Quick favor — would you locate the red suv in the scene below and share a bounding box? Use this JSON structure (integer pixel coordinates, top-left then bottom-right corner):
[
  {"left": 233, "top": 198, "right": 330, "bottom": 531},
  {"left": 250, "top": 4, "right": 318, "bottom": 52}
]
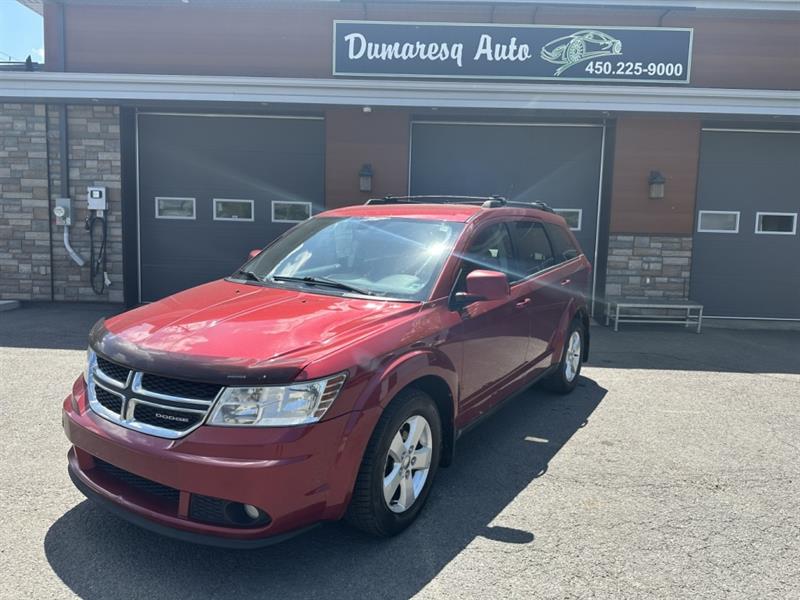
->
[{"left": 63, "top": 197, "right": 592, "bottom": 547}]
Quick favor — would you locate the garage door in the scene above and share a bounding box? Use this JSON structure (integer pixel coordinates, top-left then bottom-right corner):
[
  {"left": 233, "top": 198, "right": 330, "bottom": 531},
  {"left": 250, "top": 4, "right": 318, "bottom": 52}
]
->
[
  {"left": 410, "top": 122, "right": 605, "bottom": 267},
  {"left": 691, "top": 129, "right": 800, "bottom": 320},
  {"left": 137, "top": 113, "right": 324, "bottom": 302}
]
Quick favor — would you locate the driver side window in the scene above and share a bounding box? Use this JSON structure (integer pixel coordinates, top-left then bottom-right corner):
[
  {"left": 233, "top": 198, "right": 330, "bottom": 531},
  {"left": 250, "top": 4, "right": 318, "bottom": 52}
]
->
[{"left": 456, "top": 223, "right": 514, "bottom": 291}]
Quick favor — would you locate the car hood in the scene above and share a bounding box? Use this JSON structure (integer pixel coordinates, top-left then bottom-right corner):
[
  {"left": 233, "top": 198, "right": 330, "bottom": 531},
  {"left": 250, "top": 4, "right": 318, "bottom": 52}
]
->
[{"left": 91, "top": 279, "right": 421, "bottom": 384}]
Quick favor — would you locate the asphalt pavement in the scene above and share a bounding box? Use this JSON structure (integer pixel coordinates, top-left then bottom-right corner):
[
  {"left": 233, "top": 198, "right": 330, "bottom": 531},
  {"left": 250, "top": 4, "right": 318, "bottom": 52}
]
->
[{"left": 1, "top": 303, "right": 798, "bottom": 599}]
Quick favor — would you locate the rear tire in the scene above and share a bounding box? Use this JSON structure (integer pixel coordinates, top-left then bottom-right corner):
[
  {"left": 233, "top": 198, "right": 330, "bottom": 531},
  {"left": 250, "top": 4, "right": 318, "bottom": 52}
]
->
[
  {"left": 345, "top": 388, "right": 442, "bottom": 537},
  {"left": 543, "top": 319, "right": 585, "bottom": 394}
]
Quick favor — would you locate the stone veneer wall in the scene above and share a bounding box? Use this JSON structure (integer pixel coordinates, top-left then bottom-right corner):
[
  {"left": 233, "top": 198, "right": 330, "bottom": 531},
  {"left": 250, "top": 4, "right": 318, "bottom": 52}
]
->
[
  {"left": 0, "top": 103, "right": 50, "bottom": 300},
  {"left": 604, "top": 235, "right": 693, "bottom": 301},
  {"left": 0, "top": 103, "right": 123, "bottom": 303}
]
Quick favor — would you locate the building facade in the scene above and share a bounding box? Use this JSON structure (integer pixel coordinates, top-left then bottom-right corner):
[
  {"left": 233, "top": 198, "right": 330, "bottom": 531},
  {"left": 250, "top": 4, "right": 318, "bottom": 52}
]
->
[{"left": 1, "top": 0, "right": 799, "bottom": 320}]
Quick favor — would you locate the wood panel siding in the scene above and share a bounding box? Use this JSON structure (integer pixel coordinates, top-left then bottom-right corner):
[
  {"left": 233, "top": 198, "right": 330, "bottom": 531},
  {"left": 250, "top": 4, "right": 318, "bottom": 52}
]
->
[
  {"left": 51, "top": 2, "right": 800, "bottom": 90},
  {"left": 325, "top": 108, "right": 410, "bottom": 209},
  {"left": 610, "top": 117, "right": 701, "bottom": 235}
]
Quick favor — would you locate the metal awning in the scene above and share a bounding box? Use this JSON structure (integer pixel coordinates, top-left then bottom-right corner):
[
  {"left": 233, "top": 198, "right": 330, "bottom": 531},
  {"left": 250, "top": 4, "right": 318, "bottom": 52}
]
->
[{"left": 1, "top": 71, "right": 799, "bottom": 117}]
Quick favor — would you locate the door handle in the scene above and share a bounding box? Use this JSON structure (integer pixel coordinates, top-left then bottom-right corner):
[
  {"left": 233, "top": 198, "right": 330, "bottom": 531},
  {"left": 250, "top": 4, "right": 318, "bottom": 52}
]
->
[
  {"left": 560, "top": 278, "right": 572, "bottom": 286},
  {"left": 515, "top": 298, "right": 531, "bottom": 309}
]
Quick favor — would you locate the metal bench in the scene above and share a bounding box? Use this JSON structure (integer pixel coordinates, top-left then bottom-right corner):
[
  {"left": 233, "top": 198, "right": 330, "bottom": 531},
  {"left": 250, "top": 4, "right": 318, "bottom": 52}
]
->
[{"left": 605, "top": 299, "right": 704, "bottom": 333}]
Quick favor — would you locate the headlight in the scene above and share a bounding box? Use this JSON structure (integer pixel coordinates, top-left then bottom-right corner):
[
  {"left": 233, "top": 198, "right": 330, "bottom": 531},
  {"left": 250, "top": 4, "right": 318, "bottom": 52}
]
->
[
  {"left": 208, "top": 372, "right": 347, "bottom": 427},
  {"left": 84, "top": 347, "right": 96, "bottom": 383}
]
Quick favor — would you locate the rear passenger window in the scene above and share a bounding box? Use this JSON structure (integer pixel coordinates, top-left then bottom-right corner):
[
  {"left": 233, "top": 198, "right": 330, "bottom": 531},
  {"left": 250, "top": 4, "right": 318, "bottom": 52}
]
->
[
  {"left": 544, "top": 223, "right": 581, "bottom": 263},
  {"left": 508, "top": 221, "right": 555, "bottom": 281}
]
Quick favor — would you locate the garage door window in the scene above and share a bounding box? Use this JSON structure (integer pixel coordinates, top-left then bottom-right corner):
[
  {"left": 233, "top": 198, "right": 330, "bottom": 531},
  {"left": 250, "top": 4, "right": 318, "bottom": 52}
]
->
[
  {"left": 272, "top": 201, "right": 312, "bottom": 223},
  {"left": 553, "top": 209, "right": 582, "bottom": 231},
  {"left": 697, "top": 211, "right": 739, "bottom": 233},
  {"left": 755, "top": 212, "right": 797, "bottom": 235},
  {"left": 155, "top": 197, "right": 195, "bottom": 220},
  {"left": 214, "top": 199, "right": 254, "bottom": 222}
]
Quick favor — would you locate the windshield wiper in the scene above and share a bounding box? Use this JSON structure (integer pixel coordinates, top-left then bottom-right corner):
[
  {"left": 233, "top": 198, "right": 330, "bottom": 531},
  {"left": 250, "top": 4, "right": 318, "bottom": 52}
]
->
[
  {"left": 270, "top": 275, "right": 373, "bottom": 296},
  {"left": 233, "top": 268, "right": 264, "bottom": 283}
]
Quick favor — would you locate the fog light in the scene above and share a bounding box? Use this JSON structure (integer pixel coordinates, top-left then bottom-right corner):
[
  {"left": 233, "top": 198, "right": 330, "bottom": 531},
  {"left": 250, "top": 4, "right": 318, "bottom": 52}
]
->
[{"left": 243, "top": 504, "right": 260, "bottom": 520}]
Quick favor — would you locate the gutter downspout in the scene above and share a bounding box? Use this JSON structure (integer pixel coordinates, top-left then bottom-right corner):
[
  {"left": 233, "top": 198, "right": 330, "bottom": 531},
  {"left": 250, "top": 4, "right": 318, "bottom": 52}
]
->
[{"left": 53, "top": 6, "right": 84, "bottom": 267}]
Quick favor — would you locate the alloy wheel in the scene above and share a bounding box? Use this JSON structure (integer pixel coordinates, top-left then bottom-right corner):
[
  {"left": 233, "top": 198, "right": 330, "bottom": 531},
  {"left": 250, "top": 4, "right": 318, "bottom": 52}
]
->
[
  {"left": 564, "top": 330, "right": 582, "bottom": 382},
  {"left": 383, "top": 415, "right": 433, "bottom": 514}
]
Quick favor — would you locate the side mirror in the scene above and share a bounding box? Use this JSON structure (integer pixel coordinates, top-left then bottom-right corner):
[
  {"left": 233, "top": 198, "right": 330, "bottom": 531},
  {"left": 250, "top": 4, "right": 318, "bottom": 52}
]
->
[
  {"left": 248, "top": 248, "right": 262, "bottom": 260},
  {"left": 452, "top": 270, "right": 510, "bottom": 309}
]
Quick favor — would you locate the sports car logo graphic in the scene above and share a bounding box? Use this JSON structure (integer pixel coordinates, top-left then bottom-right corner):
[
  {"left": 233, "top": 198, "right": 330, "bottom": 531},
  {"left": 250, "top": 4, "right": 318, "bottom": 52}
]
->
[{"left": 541, "top": 30, "right": 623, "bottom": 76}]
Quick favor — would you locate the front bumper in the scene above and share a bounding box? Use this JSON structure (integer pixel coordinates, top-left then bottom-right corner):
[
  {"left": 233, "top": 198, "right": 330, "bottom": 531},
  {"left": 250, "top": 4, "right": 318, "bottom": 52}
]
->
[{"left": 63, "top": 377, "right": 378, "bottom": 546}]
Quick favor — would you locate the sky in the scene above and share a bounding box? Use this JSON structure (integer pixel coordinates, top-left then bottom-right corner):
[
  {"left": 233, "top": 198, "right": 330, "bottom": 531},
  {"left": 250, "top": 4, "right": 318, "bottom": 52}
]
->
[{"left": 0, "top": 1, "right": 44, "bottom": 63}]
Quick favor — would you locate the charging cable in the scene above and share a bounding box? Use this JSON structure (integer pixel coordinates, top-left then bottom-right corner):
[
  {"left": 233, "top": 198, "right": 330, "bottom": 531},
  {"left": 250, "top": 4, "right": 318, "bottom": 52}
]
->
[{"left": 86, "top": 211, "right": 109, "bottom": 295}]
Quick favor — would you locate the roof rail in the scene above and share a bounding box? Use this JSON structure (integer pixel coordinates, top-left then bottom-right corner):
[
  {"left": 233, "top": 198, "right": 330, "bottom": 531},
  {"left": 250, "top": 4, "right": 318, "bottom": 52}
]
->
[
  {"left": 365, "top": 195, "right": 555, "bottom": 213},
  {"left": 505, "top": 200, "right": 555, "bottom": 213},
  {"left": 365, "top": 195, "right": 506, "bottom": 206}
]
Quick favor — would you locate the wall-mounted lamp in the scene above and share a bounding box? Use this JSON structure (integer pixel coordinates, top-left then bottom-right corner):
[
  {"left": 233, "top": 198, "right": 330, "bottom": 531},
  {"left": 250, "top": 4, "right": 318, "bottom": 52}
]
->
[
  {"left": 359, "top": 163, "right": 373, "bottom": 193},
  {"left": 648, "top": 170, "right": 666, "bottom": 199}
]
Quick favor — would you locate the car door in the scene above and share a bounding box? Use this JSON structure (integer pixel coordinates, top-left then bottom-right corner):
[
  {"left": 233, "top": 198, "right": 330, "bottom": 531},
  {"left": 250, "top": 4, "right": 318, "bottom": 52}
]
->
[
  {"left": 451, "top": 221, "right": 532, "bottom": 425},
  {"left": 540, "top": 221, "right": 590, "bottom": 363},
  {"left": 507, "top": 219, "right": 564, "bottom": 367}
]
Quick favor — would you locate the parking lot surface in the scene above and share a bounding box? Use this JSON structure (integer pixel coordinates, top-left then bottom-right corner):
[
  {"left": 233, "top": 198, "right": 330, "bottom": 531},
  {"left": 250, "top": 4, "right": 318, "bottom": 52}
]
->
[{"left": 1, "top": 303, "right": 798, "bottom": 599}]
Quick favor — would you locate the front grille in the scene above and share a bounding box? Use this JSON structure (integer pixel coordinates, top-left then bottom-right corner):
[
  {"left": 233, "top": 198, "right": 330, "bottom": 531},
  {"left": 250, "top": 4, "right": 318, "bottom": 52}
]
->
[
  {"left": 95, "top": 385, "right": 123, "bottom": 414},
  {"left": 140, "top": 374, "right": 222, "bottom": 401},
  {"left": 94, "top": 458, "right": 179, "bottom": 506},
  {"left": 96, "top": 356, "right": 131, "bottom": 386},
  {"left": 87, "top": 360, "right": 220, "bottom": 439},
  {"left": 133, "top": 402, "right": 205, "bottom": 431}
]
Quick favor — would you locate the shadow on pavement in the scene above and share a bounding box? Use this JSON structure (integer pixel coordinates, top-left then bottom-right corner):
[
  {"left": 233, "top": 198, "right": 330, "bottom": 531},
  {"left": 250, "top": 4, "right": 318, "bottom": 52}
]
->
[
  {"left": 588, "top": 324, "right": 800, "bottom": 375},
  {"left": 45, "top": 377, "right": 606, "bottom": 600},
  {"left": 0, "top": 303, "right": 121, "bottom": 350}
]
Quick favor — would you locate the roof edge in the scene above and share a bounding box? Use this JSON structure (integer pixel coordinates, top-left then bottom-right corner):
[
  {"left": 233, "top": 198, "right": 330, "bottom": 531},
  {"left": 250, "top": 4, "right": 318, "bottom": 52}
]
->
[
  {"left": 16, "top": 0, "right": 43, "bottom": 16},
  {"left": 1, "top": 72, "right": 799, "bottom": 117},
  {"left": 24, "top": 0, "right": 800, "bottom": 13}
]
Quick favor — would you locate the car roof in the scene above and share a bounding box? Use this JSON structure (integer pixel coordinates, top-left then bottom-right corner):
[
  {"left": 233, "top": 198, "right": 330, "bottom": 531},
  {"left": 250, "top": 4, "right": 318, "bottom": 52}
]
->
[{"left": 321, "top": 202, "right": 562, "bottom": 224}]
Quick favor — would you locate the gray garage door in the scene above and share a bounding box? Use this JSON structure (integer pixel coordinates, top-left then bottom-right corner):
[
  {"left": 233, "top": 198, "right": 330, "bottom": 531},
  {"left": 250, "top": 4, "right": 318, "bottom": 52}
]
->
[
  {"left": 410, "top": 122, "right": 604, "bottom": 266},
  {"left": 137, "top": 113, "right": 324, "bottom": 302},
  {"left": 691, "top": 130, "right": 800, "bottom": 319}
]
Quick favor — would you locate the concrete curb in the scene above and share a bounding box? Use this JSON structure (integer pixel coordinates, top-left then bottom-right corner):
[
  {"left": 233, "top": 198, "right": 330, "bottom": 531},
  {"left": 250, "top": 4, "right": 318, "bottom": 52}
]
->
[{"left": 0, "top": 300, "right": 21, "bottom": 313}]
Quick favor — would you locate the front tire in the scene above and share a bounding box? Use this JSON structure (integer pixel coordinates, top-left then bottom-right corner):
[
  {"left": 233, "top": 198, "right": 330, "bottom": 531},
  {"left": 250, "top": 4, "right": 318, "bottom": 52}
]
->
[
  {"left": 543, "top": 319, "right": 585, "bottom": 394},
  {"left": 346, "top": 388, "right": 442, "bottom": 537}
]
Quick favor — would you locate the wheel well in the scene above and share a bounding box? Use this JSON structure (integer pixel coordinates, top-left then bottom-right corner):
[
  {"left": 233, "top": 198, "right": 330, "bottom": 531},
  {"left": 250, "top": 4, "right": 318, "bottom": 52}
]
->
[{"left": 405, "top": 375, "right": 456, "bottom": 468}]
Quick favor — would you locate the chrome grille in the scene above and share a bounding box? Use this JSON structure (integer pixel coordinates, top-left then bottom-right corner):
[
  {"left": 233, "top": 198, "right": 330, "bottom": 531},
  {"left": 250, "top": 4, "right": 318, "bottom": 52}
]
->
[
  {"left": 87, "top": 353, "right": 222, "bottom": 439},
  {"left": 140, "top": 373, "right": 220, "bottom": 401},
  {"left": 94, "top": 385, "right": 124, "bottom": 414},
  {"left": 96, "top": 356, "right": 131, "bottom": 387}
]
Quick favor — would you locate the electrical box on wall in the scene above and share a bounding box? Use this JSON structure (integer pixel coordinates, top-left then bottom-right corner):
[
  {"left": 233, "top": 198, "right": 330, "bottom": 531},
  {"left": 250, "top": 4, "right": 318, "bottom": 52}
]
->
[
  {"left": 87, "top": 186, "right": 107, "bottom": 211},
  {"left": 54, "top": 197, "right": 72, "bottom": 226}
]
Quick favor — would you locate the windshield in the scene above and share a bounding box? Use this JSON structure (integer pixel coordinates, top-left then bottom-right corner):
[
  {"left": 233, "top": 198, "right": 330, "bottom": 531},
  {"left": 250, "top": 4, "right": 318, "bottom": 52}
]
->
[{"left": 240, "top": 217, "right": 464, "bottom": 301}]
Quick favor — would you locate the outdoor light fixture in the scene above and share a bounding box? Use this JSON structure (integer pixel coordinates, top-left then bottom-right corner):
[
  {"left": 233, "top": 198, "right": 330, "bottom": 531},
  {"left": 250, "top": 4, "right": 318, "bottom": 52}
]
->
[
  {"left": 359, "top": 164, "right": 373, "bottom": 193},
  {"left": 648, "top": 170, "right": 666, "bottom": 199}
]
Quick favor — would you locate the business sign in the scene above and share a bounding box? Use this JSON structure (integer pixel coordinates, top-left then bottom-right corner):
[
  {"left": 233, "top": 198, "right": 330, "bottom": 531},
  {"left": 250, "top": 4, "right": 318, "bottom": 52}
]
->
[{"left": 334, "top": 21, "right": 693, "bottom": 84}]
